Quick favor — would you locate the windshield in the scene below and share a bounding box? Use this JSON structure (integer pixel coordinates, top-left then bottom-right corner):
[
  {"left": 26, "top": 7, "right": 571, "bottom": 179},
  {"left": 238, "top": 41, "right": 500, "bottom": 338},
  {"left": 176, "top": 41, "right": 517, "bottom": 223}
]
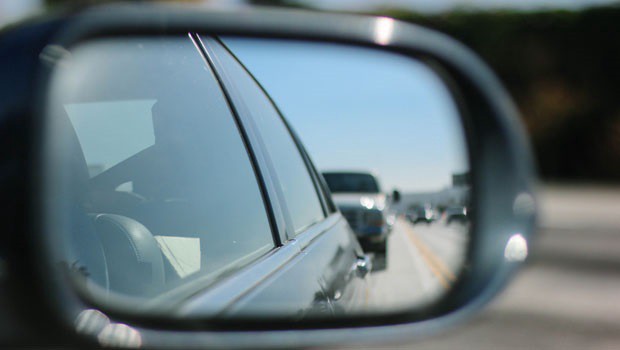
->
[{"left": 323, "top": 172, "right": 381, "bottom": 193}]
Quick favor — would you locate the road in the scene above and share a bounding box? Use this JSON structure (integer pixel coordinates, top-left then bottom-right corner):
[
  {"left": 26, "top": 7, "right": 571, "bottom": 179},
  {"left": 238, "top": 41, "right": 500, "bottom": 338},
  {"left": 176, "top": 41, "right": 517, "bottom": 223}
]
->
[
  {"left": 365, "top": 217, "right": 468, "bottom": 312},
  {"left": 333, "top": 184, "right": 620, "bottom": 349}
]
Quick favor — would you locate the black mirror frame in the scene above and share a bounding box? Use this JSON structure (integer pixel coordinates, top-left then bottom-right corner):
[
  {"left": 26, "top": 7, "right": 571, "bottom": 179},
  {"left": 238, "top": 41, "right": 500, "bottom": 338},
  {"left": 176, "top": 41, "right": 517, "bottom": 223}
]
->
[{"left": 15, "top": 3, "right": 536, "bottom": 348}]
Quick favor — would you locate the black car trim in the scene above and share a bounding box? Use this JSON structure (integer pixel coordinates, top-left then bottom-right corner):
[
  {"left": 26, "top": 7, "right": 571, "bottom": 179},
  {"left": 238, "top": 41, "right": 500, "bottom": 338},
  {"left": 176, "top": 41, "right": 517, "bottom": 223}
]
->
[{"left": 197, "top": 35, "right": 294, "bottom": 244}]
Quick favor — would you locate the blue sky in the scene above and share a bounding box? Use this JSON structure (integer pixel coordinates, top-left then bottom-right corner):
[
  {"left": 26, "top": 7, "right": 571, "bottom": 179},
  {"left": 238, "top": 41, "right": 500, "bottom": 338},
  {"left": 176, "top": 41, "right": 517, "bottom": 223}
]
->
[{"left": 224, "top": 38, "right": 469, "bottom": 192}]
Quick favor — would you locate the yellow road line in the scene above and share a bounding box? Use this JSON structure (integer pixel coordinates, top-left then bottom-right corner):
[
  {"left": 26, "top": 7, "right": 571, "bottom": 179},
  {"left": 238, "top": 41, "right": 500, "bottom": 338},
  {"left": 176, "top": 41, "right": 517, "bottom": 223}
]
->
[{"left": 401, "top": 223, "right": 456, "bottom": 289}]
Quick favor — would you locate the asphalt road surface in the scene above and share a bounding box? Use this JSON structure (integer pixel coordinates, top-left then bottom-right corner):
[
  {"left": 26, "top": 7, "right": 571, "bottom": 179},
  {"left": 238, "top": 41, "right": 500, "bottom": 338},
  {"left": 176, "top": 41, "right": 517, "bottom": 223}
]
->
[
  {"left": 365, "top": 217, "right": 468, "bottom": 312},
  {"left": 333, "top": 184, "right": 620, "bottom": 350}
]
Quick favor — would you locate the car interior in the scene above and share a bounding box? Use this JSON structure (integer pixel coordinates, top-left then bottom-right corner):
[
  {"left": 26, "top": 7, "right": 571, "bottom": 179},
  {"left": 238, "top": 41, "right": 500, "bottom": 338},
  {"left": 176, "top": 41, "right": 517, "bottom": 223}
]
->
[
  {"left": 58, "top": 100, "right": 195, "bottom": 298},
  {"left": 57, "top": 96, "right": 272, "bottom": 301}
]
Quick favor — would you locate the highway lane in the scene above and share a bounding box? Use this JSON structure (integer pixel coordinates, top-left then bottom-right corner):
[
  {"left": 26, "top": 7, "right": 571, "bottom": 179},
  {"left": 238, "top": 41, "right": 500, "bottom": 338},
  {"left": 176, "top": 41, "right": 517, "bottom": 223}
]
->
[
  {"left": 332, "top": 184, "right": 620, "bottom": 350},
  {"left": 365, "top": 217, "right": 468, "bottom": 312}
]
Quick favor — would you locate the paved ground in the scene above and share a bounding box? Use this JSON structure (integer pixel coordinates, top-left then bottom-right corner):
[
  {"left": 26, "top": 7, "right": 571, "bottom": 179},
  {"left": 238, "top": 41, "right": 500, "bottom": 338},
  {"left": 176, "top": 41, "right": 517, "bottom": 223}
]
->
[
  {"left": 333, "top": 184, "right": 620, "bottom": 349},
  {"left": 365, "top": 218, "right": 468, "bottom": 312}
]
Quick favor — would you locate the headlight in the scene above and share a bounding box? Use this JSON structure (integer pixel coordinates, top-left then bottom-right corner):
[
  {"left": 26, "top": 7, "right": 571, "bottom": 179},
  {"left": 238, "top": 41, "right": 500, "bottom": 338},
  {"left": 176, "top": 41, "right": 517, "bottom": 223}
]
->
[{"left": 360, "top": 196, "right": 375, "bottom": 209}]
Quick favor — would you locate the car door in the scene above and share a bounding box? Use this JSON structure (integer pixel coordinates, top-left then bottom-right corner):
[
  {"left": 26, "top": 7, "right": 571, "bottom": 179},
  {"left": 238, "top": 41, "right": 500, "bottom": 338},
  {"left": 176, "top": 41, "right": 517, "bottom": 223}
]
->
[{"left": 176, "top": 35, "right": 370, "bottom": 317}]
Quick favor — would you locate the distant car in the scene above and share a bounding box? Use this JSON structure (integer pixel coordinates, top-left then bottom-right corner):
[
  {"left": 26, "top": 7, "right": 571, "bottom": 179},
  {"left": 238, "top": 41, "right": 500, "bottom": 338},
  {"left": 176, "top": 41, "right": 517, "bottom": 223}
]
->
[
  {"left": 322, "top": 171, "right": 393, "bottom": 254},
  {"left": 408, "top": 204, "right": 435, "bottom": 224},
  {"left": 445, "top": 206, "right": 468, "bottom": 225}
]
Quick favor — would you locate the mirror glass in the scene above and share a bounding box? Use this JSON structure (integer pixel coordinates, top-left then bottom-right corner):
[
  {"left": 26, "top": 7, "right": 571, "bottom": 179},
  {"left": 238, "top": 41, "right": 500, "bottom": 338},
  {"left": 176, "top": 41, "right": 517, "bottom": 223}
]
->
[{"left": 43, "top": 35, "right": 470, "bottom": 319}]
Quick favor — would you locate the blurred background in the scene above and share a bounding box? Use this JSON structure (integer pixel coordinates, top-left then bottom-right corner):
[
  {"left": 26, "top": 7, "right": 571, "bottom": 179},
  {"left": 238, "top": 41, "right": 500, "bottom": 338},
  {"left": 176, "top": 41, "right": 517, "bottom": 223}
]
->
[{"left": 3, "top": 0, "right": 620, "bottom": 348}]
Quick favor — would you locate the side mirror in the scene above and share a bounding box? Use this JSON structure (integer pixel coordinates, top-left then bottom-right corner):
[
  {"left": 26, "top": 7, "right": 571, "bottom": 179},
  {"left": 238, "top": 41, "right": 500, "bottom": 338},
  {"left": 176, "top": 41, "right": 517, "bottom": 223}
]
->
[{"left": 0, "top": 3, "right": 536, "bottom": 349}]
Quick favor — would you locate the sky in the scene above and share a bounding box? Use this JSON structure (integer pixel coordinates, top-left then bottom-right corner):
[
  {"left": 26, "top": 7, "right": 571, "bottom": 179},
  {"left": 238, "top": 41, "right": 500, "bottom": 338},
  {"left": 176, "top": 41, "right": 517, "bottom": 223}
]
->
[{"left": 223, "top": 38, "right": 469, "bottom": 192}]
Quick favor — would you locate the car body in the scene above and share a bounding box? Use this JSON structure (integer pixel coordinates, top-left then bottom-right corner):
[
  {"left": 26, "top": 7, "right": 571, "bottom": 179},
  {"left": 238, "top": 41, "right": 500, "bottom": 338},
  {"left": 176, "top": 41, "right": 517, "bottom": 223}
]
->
[
  {"left": 322, "top": 171, "right": 391, "bottom": 254},
  {"left": 445, "top": 206, "right": 468, "bottom": 225},
  {"left": 407, "top": 204, "right": 435, "bottom": 224}
]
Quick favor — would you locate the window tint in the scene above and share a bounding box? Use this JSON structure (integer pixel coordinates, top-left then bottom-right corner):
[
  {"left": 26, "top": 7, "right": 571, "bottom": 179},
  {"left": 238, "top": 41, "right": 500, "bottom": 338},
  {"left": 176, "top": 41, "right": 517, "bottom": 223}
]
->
[
  {"left": 48, "top": 37, "right": 274, "bottom": 297},
  {"left": 208, "top": 38, "right": 325, "bottom": 235}
]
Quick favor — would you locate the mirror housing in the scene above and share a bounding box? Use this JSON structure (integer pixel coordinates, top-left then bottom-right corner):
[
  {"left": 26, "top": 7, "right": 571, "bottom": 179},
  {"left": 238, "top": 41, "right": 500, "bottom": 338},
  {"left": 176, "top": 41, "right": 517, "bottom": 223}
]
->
[{"left": 0, "top": 3, "right": 537, "bottom": 348}]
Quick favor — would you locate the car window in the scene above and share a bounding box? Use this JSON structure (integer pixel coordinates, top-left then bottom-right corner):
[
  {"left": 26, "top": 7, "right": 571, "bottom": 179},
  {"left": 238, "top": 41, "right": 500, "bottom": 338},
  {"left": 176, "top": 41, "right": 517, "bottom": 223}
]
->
[
  {"left": 207, "top": 38, "right": 325, "bottom": 236},
  {"left": 49, "top": 37, "right": 275, "bottom": 295},
  {"left": 322, "top": 172, "right": 381, "bottom": 194},
  {"left": 65, "top": 99, "right": 156, "bottom": 179}
]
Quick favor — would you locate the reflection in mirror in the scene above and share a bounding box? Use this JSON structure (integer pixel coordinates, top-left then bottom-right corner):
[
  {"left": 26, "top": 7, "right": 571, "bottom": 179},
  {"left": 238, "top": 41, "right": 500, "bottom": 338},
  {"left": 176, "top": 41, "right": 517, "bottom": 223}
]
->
[
  {"left": 44, "top": 35, "right": 470, "bottom": 320},
  {"left": 226, "top": 38, "right": 471, "bottom": 311}
]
